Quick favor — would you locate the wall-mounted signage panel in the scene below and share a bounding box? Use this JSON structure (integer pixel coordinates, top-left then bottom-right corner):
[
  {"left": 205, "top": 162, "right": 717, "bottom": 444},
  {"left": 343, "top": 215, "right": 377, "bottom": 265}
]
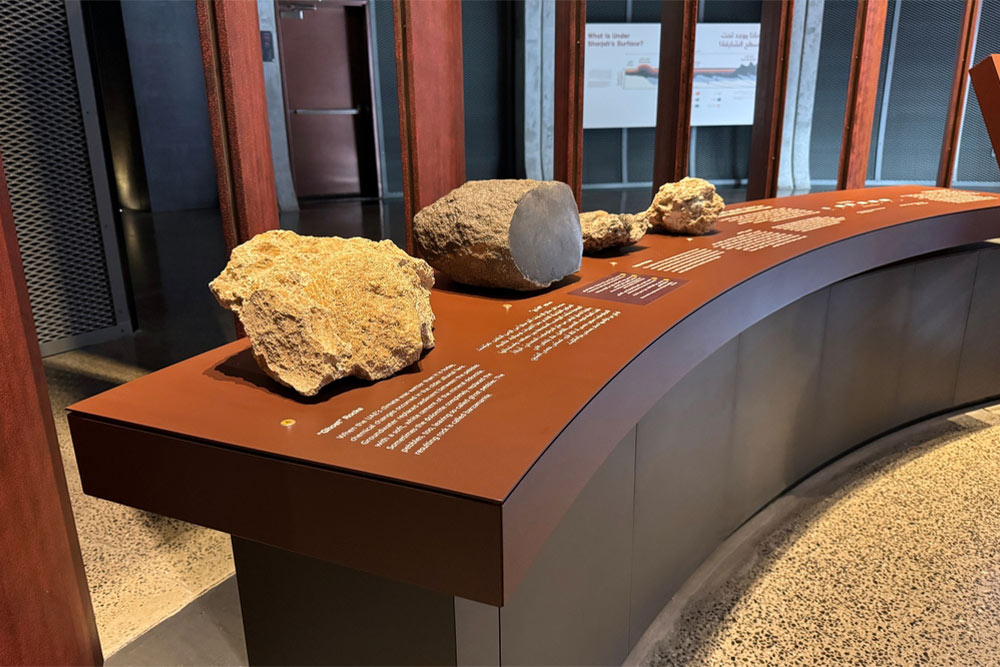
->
[{"left": 583, "top": 22, "right": 761, "bottom": 129}]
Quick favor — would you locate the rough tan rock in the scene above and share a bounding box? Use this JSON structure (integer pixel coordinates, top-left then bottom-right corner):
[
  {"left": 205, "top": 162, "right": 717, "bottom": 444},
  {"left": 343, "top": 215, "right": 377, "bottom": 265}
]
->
[
  {"left": 413, "top": 179, "right": 582, "bottom": 291},
  {"left": 210, "top": 230, "right": 435, "bottom": 396},
  {"left": 580, "top": 210, "right": 649, "bottom": 254},
  {"left": 643, "top": 177, "right": 725, "bottom": 235}
]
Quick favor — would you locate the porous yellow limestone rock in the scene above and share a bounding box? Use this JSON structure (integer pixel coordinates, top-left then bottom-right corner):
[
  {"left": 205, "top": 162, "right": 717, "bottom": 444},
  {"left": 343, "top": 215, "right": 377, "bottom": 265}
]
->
[
  {"left": 644, "top": 177, "right": 725, "bottom": 236},
  {"left": 580, "top": 210, "right": 649, "bottom": 254},
  {"left": 210, "top": 230, "right": 435, "bottom": 396}
]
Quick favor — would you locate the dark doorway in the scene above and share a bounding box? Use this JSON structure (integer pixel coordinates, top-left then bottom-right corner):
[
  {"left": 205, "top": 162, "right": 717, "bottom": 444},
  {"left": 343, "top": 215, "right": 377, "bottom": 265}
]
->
[{"left": 276, "top": 0, "right": 380, "bottom": 199}]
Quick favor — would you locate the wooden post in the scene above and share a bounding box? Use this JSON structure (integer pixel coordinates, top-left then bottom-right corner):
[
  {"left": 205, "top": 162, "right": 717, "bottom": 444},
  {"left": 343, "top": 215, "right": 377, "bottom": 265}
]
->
[
  {"left": 196, "top": 0, "right": 280, "bottom": 254},
  {"left": 394, "top": 0, "right": 466, "bottom": 253},
  {"left": 969, "top": 54, "right": 1000, "bottom": 175},
  {"left": 938, "top": 0, "right": 982, "bottom": 187},
  {"left": 553, "top": 0, "right": 586, "bottom": 207},
  {"left": 0, "top": 153, "right": 102, "bottom": 666},
  {"left": 652, "top": 0, "right": 698, "bottom": 192},
  {"left": 747, "top": 0, "right": 795, "bottom": 200},
  {"left": 836, "top": 0, "right": 888, "bottom": 190}
]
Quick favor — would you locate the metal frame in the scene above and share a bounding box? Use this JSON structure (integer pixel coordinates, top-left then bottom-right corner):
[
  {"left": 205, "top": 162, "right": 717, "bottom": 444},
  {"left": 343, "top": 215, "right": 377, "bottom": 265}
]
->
[
  {"left": 938, "top": 0, "right": 982, "bottom": 187},
  {"left": 872, "top": 0, "right": 901, "bottom": 184},
  {"left": 950, "top": 0, "right": 984, "bottom": 186},
  {"left": 51, "top": 0, "right": 133, "bottom": 357}
]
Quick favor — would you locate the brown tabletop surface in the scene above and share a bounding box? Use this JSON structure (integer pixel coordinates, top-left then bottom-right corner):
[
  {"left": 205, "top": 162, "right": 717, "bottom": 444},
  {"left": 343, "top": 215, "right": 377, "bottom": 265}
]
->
[{"left": 69, "top": 186, "right": 1000, "bottom": 503}]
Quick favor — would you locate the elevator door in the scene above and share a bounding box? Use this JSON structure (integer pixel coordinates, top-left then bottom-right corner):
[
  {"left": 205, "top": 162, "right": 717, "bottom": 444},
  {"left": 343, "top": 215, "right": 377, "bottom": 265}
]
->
[{"left": 277, "top": 0, "right": 379, "bottom": 198}]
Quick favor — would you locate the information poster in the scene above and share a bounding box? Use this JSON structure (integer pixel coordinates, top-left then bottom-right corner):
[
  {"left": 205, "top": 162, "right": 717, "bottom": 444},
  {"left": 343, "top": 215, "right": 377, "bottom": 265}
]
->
[
  {"left": 582, "top": 23, "right": 760, "bottom": 129},
  {"left": 692, "top": 23, "right": 760, "bottom": 126}
]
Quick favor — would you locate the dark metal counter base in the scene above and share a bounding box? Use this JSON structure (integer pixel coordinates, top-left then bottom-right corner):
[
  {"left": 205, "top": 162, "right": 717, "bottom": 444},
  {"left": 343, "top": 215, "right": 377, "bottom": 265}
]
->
[{"left": 231, "top": 244, "right": 1000, "bottom": 665}]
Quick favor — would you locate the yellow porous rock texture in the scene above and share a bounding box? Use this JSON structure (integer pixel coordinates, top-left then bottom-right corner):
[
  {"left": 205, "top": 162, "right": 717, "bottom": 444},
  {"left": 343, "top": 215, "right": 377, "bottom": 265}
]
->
[
  {"left": 210, "top": 230, "right": 435, "bottom": 396},
  {"left": 644, "top": 177, "right": 725, "bottom": 236},
  {"left": 580, "top": 210, "right": 649, "bottom": 254}
]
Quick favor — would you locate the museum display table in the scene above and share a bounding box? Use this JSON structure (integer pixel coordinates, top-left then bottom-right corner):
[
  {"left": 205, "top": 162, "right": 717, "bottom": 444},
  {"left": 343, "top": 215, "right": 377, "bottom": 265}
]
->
[{"left": 69, "top": 186, "right": 1000, "bottom": 665}]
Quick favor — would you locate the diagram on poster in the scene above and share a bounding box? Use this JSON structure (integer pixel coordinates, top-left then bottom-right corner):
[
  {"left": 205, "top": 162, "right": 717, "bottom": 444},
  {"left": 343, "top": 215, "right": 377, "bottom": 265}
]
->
[
  {"left": 692, "top": 23, "right": 760, "bottom": 126},
  {"left": 583, "top": 22, "right": 760, "bottom": 129}
]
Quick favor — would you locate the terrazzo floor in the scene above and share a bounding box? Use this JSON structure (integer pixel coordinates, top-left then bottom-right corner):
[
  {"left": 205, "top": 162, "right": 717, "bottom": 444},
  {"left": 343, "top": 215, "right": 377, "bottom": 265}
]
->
[
  {"left": 44, "top": 201, "right": 399, "bottom": 656},
  {"left": 633, "top": 403, "right": 1000, "bottom": 667},
  {"left": 45, "top": 351, "right": 236, "bottom": 656}
]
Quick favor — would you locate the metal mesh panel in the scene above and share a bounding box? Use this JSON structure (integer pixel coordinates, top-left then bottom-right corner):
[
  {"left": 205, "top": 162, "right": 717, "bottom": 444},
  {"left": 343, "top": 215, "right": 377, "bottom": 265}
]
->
[
  {"left": 865, "top": 0, "right": 896, "bottom": 181},
  {"left": 878, "top": 0, "right": 964, "bottom": 182},
  {"left": 587, "top": 0, "right": 627, "bottom": 23},
  {"left": 955, "top": 0, "right": 1000, "bottom": 185},
  {"left": 582, "top": 0, "right": 627, "bottom": 184},
  {"left": 626, "top": 127, "right": 655, "bottom": 182},
  {"left": 584, "top": 129, "right": 624, "bottom": 184},
  {"left": 692, "top": 1, "right": 758, "bottom": 185},
  {"left": 463, "top": 0, "right": 513, "bottom": 179},
  {"left": 0, "top": 0, "right": 120, "bottom": 347},
  {"left": 694, "top": 126, "right": 752, "bottom": 181},
  {"left": 809, "top": 0, "right": 858, "bottom": 182},
  {"left": 373, "top": 0, "right": 403, "bottom": 195}
]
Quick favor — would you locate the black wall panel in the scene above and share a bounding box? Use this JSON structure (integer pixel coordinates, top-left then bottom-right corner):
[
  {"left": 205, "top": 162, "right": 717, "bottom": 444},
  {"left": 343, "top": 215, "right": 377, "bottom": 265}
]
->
[
  {"left": 120, "top": 0, "right": 218, "bottom": 212},
  {"left": 955, "top": 0, "right": 1000, "bottom": 185},
  {"left": 809, "top": 0, "right": 857, "bottom": 183},
  {"left": 878, "top": 0, "right": 964, "bottom": 182}
]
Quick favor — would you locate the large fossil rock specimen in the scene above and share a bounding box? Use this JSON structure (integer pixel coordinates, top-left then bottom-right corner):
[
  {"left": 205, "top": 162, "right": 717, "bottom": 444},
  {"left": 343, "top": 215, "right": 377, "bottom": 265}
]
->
[
  {"left": 413, "top": 179, "right": 582, "bottom": 291},
  {"left": 210, "top": 230, "right": 435, "bottom": 396},
  {"left": 643, "top": 177, "right": 725, "bottom": 235},
  {"left": 580, "top": 210, "right": 649, "bottom": 254}
]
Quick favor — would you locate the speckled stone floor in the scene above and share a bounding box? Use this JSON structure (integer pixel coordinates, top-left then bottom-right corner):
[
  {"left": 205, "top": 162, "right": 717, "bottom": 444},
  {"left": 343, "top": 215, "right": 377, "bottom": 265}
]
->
[
  {"left": 43, "top": 203, "right": 397, "bottom": 657},
  {"left": 46, "top": 351, "right": 235, "bottom": 656},
  {"left": 635, "top": 404, "right": 1000, "bottom": 667}
]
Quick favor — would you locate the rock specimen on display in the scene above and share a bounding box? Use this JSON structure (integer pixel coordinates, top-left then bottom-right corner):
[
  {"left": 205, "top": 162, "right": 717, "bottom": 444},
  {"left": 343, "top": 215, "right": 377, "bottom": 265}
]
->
[
  {"left": 413, "top": 179, "right": 582, "bottom": 291},
  {"left": 210, "top": 230, "right": 435, "bottom": 397},
  {"left": 579, "top": 210, "right": 649, "bottom": 254},
  {"left": 643, "top": 176, "right": 725, "bottom": 235}
]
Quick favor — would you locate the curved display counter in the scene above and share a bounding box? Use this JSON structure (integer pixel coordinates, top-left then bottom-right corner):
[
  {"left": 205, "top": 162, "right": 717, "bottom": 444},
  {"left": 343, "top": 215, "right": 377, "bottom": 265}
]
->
[{"left": 69, "top": 186, "right": 1000, "bottom": 665}]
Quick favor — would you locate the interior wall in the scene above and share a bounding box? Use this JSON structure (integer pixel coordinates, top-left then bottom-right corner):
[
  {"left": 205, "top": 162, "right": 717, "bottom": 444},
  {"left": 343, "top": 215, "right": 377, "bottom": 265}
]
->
[
  {"left": 580, "top": 0, "right": 762, "bottom": 188},
  {"left": 120, "top": 0, "right": 218, "bottom": 212},
  {"left": 372, "top": 0, "right": 516, "bottom": 197},
  {"left": 955, "top": 0, "right": 1000, "bottom": 186},
  {"left": 583, "top": 0, "right": 1000, "bottom": 192},
  {"left": 258, "top": 0, "right": 299, "bottom": 211},
  {"left": 462, "top": 0, "right": 517, "bottom": 180}
]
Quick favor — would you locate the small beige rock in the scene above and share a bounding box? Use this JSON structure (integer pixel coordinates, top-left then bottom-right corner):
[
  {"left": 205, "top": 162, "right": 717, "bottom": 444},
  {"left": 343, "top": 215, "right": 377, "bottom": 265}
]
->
[
  {"left": 210, "top": 230, "right": 435, "bottom": 397},
  {"left": 580, "top": 210, "right": 649, "bottom": 254},
  {"left": 414, "top": 179, "right": 582, "bottom": 291},
  {"left": 643, "top": 177, "right": 725, "bottom": 235}
]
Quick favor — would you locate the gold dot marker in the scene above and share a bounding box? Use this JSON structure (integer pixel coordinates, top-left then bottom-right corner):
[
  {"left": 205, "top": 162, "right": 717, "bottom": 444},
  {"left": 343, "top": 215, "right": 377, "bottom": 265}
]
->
[
  {"left": 503, "top": 304, "right": 512, "bottom": 312},
  {"left": 280, "top": 419, "right": 296, "bottom": 427},
  {"left": 610, "top": 261, "right": 617, "bottom": 267},
  {"left": 687, "top": 237, "right": 693, "bottom": 242}
]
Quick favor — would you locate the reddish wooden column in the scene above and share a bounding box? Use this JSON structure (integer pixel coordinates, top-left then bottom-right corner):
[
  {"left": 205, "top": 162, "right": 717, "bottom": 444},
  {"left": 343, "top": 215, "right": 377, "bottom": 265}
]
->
[
  {"left": 836, "top": 0, "right": 888, "bottom": 190},
  {"left": 652, "top": 0, "right": 698, "bottom": 192},
  {"left": 969, "top": 54, "right": 1000, "bottom": 174},
  {"left": 394, "top": 0, "right": 466, "bottom": 252},
  {"left": 938, "top": 0, "right": 982, "bottom": 187},
  {"left": 747, "top": 0, "right": 795, "bottom": 200},
  {"left": 553, "top": 0, "right": 586, "bottom": 207},
  {"left": 196, "top": 0, "right": 280, "bottom": 254},
  {"left": 0, "top": 153, "right": 102, "bottom": 665}
]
